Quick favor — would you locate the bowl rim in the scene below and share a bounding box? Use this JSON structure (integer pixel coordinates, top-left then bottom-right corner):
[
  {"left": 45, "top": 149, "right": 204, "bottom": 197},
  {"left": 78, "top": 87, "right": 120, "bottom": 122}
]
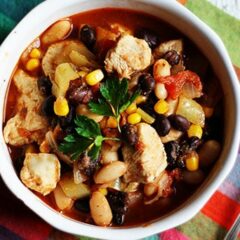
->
[{"left": 0, "top": 0, "right": 239, "bottom": 239}]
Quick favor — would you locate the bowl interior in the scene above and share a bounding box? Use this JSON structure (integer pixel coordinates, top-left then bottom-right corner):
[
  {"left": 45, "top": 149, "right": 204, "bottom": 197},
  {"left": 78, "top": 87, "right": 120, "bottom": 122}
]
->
[{"left": 0, "top": 0, "right": 239, "bottom": 239}]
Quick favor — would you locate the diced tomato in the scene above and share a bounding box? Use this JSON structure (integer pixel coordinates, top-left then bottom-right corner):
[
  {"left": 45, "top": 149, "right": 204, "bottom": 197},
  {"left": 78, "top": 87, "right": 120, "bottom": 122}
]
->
[{"left": 156, "top": 70, "right": 202, "bottom": 99}]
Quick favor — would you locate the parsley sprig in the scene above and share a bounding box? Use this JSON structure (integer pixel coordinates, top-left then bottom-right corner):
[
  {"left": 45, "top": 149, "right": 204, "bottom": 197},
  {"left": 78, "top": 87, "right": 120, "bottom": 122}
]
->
[
  {"left": 59, "top": 115, "right": 119, "bottom": 161},
  {"left": 88, "top": 77, "right": 140, "bottom": 131}
]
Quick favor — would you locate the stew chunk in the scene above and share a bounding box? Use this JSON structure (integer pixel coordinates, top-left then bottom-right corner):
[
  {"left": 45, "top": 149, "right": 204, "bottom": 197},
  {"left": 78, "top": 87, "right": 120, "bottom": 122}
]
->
[
  {"left": 122, "top": 123, "right": 167, "bottom": 183},
  {"left": 20, "top": 153, "right": 61, "bottom": 195},
  {"left": 105, "top": 35, "right": 151, "bottom": 78},
  {"left": 3, "top": 70, "right": 48, "bottom": 146}
]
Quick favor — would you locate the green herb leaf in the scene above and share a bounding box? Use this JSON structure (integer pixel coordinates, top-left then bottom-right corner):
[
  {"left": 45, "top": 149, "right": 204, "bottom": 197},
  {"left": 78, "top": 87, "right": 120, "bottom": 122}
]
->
[
  {"left": 64, "top": 134, "right": 76, "bottom": 143},
  {"left": 94, "top": 135, "right": 104, "bottom": 147},
  {"left": 88, "top": 77, "right": 140, "bottom": 130},
  {"left": 75, "top": 115, "right": 101, "bottom": 138},
  {"left": 59, "top": 137, "right": 92, "bottom": 160},
  {"left": 119, "top": 89, "right": 141, "bottom": 113},
  {"left": 59, "top": 115, "right": 120, "bottom": 161},
  {"left": 88, "top": 98, "right": 113, "bottom": 116},
  {"left": 88, "top": 144, "right": 101, "bottom": 161}
]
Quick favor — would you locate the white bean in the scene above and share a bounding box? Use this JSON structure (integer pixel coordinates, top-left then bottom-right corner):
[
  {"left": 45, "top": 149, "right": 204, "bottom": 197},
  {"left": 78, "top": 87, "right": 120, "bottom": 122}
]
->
[
  {"left": 94, "top": 161, "right": 127, "bottom": 184},
  {"left": 42, "top": 19, "right": 72, "bottom": 45},
  {"left": 100, "top": 144, "right": 118, "bottom": 165},
  {"left": 90, "top": 191, "right": 112, "bottom": 226},
  {"left": 199, "top": 140, "right": 221, "bottom": 167},
  {"left": 153, "top": 59, "right": 171, "bottom": 79},
  {"left": 154, "top": 83, "right": 168, "bottom": 99}
]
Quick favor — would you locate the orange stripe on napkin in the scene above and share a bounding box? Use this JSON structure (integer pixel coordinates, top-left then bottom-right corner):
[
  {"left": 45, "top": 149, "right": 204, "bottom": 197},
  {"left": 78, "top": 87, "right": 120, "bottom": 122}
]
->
[
  {"left": 234, "top": 66, "right": 240, "bottom": 80},
  {"left": 177, "top": 0, "right": 188, "bottom": 5},
  {"left": 201, "top": 191, "right": 240, "bottom": 230}
]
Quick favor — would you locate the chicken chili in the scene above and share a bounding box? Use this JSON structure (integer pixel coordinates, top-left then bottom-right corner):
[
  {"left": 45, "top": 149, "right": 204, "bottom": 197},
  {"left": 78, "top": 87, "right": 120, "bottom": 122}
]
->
[{"left": 3, "top": 8, "right": 223, "bottom": 227}]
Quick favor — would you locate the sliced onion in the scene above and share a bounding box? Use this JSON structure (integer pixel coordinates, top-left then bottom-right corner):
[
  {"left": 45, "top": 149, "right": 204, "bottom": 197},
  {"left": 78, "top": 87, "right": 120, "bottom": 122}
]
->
[
  {"left": 182, "top": 82, "right": 202, "bottom": 99},
  {"left": 176, "top": 96, "right": 205, "bottom": 127}
]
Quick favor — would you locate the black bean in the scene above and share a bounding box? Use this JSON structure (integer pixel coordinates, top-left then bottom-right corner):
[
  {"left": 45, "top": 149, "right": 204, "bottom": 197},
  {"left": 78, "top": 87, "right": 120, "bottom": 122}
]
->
[
  {"left": 68, "top": 85, "right": 93, "bottom": 105},
  {"left": 59, "top": 105, "right": 75, "bottom": 129},
  {"left": 164, "top": 141, "right": 179, "bottom": 164},
  {"left": 168, "top": 114, "right": 190, "bottom": 132},
  {"left": 37, "top": 76, "right": 52, "bottom": 96},
  {"left": 41, "top": 95, "right": 55, "bottom": 116},
  {"left": 113, "top": 213, "right": 125, "bottom": 225},
  {"left": 163, "top": 50, "right": 181, "bottom": 66},
  {"left": 74, "top": 197, "right": 90, "bottom": 213},
  {"left": 138, "top": 92, "right": 158, "bottom": 117},
  {"left": 177, "top": 138, "right": 201, "bottom": 166},
  {"left": 165, "top": 141, "right": 186, "bottom": 170},
  {"left": 153, "top": 114, "right": 171, "bottom": 136},
  {"left": 136, "top": 28, "right": 159, "bottom": 49},
  {"left": 176, "top": 159, "right": 185, "bottom": 169},
  {"left": 107, "top": 189, "right": 128, "bottom": 225},
  {"left": 188, "top": 137, "right": 201, "bottom": 150},
  {"left": 138, "top": 73, "right": 155, "bottom": 96},
  {"left": 121, "top": 124, "right": 138, "bottom": 146},
  {"left": 80, "top": 25, "right": 96, "bottom": 49}
]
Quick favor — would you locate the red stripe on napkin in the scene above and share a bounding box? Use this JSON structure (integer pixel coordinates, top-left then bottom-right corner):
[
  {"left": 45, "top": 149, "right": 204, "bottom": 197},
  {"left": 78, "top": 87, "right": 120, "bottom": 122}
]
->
[
  {"left": 0, "top": 178, "right": 51, "bottom": 240},
  {"left": 201, "top": 191, "right": 240, "bottom": 230}
]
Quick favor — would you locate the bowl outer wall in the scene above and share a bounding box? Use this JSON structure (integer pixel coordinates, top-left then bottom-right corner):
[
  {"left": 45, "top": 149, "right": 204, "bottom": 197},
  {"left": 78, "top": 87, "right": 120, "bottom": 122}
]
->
[{"left": 0, "top": 0, "right": 239, "bottom": 239}]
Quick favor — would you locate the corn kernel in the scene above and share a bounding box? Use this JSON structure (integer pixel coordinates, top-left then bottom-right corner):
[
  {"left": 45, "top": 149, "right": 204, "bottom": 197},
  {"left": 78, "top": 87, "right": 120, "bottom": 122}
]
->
[
  {"left": 188, "top": 124, "right": 203, "bottom": 139},
  {"left": 26, "top": 58, "right": 40, "bottom": 71},
  {"left": 154, "top": 99, "right": 169, "bottom": 114},
  {"left": 54, "top": 97, "right": 69, "bottom": 116},
  {"left": 203, "top": 106, "right": 214, "bottom": 118},
  {"left": 106, "top": 116, "right": 118, "bottom": 128},
  {"left": 98, "top": 188, "right": 108, "bottom": 196},
  {"left": 25, "top": 144, "right": 37, "bottom": 154},
  {"left": 127, "top": 113, "right": 141, "bottom": 125},
  {"left": 185, "top": 152, "right": 199, "bottom": 171},
  {"left": 29, "top": 48, "right": 42, "bottom": 59},
  {"left": 78, "top": 71, "right": 88, "bottom": 78},
  {"left": 85, "top": 69, "right": 104, "bottom": 86},
  {"left": 135, "top": 95, "right": 147, "bottom": 105},
  {"left": 136, "top": 108, "right": 155, "bottom": 124},
  {"left": 126, "top": 103, "right": 137, "bottom": 114}
]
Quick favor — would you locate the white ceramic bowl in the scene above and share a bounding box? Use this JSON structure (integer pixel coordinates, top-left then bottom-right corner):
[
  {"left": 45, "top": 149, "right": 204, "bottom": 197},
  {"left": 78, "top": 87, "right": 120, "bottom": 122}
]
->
[{"left": 0, "top": 0, "right": 239, "bottom": 239}]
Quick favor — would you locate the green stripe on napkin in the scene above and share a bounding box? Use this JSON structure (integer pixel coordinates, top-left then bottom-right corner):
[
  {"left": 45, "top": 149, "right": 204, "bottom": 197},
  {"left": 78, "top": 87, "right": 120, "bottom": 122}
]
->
[
  {"left": 177, "top": 212, "right": 227, "bottom": 240},
  {"left": 0, "top": 0, "right": 42, "bottom": 42},
  {"left": 0, "top": 13, "right": 16, "bottom": 42},
  {"left": 186, "top": 0, "right": 240, "bottom": 67}
]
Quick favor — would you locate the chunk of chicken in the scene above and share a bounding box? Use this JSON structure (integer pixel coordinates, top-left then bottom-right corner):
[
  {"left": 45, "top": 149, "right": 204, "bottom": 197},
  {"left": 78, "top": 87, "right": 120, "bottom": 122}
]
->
[
  {"left": 105, "top": 35, "right": 152, "bottom": 78},
  {"left": 20, "top": 153, "right": 61, "bottom": 195},
  {"left": 42, "top": 40, "right": 96, "bottom": 81},
  {"left": 144, "top": 169, "right": 182, "bottom": 204},
  {"left": 3, "top": 70, "right": 48, "bottom": 146},
  {"left": 122, "top": 123, "right": 167, "bottom": 183},
  {"left": 153, "top": 39, "right": 185, "bottom": 74}
]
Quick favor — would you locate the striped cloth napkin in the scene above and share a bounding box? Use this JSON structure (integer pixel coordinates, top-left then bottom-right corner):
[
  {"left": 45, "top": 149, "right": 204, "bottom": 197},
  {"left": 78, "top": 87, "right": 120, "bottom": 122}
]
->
[{"left": 0, "top": 0, "right": 239, "bottom": 239}]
